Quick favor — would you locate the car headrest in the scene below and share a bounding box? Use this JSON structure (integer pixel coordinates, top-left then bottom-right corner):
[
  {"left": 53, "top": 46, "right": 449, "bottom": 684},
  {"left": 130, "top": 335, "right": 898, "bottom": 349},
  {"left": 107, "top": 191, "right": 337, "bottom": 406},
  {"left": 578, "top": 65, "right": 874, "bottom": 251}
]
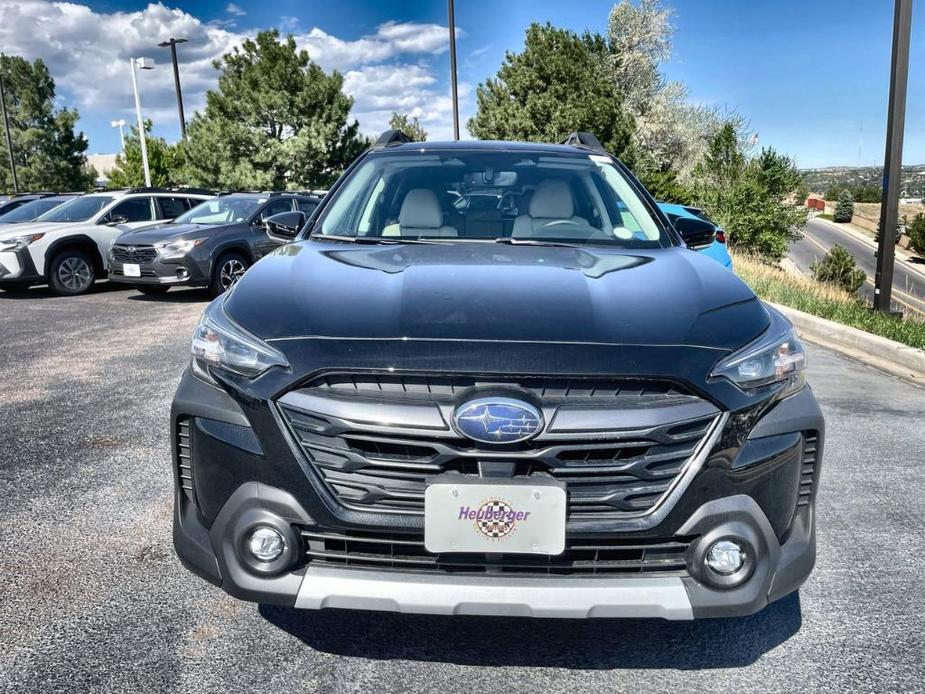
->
[
  {"left": 529, "top": 180, "right": 574, "bottom": 219},
  {"left": 399, "top": 189, "right": 443, "bottom": 229}
]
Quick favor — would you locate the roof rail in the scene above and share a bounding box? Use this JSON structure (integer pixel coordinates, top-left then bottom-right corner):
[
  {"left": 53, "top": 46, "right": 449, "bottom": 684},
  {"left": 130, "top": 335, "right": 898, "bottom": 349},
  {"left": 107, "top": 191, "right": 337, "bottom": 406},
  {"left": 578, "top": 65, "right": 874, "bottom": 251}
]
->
[
  {"left": 561, "top": 132, "right": 606, "bottom": 153},
  {"left": 373, "top": 129, "right": 413, "bottom": 149},
  {"left": 124, "top": 186, "right": 216, "bottom": 195}
]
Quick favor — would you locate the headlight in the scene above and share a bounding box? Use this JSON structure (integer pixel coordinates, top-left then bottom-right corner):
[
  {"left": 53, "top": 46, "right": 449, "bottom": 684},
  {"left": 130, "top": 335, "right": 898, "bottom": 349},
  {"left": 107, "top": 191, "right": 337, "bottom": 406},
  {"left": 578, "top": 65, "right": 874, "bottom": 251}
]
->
[
  {"left": 710, "top": 308, "right": 806, "bottom": 395},
  {"left": 156, "top": 238, "right": 203, "bottom": 259},
  {"left": 0, "top": 233, "right": 45, "bottom": 252},
  {"left": 190, "top": 298, "right": 288, "bottom": 383}
]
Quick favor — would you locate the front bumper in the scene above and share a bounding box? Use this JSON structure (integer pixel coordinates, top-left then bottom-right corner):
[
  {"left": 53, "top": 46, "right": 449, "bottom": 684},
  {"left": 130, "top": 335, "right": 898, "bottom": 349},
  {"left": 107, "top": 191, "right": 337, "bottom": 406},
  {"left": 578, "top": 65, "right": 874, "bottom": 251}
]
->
[
  {"left": 109, "top": 256, "right": 208, "bottom": 286},
  {"left": 0, "top": 248, "right": 42, "bottom": 282},
  {"left": 172, "top": 371, "right": 823, "bottom": 619}
]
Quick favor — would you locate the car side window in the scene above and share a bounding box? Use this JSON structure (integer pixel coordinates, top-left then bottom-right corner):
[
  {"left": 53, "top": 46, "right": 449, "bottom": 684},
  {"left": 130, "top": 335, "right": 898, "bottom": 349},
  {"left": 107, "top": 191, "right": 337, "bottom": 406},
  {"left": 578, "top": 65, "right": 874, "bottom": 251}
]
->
[
  {"left": 107, "top": 197, "right": 155, "bottom": 223},
  {"left": 297, "top": 199, "right": 318, "bottom": 215},
  {"left": 156, "top": 196, "right": 189, "bottom": 220},
  {"left": 258, "top": 199, "right": 295, "bottom": 222}
]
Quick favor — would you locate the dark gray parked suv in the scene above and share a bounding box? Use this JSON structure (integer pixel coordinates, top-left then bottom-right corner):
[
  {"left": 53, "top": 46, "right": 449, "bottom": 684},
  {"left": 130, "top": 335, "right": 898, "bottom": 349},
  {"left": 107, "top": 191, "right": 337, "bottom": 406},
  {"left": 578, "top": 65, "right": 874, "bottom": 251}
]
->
[{"left": 108, "top": 192, "right": 321, "bottom": 296}]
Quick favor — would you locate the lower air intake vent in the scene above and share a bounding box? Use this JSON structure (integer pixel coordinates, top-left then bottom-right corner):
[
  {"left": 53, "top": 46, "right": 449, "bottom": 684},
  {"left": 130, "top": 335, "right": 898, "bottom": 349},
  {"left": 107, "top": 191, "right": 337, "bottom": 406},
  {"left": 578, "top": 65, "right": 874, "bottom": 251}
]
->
[
  {"left": 176, "top": 417, "right": 194, "bottom": 499},
  {"left": 797, "top": 432, "right": 818, "bottom": 507}
]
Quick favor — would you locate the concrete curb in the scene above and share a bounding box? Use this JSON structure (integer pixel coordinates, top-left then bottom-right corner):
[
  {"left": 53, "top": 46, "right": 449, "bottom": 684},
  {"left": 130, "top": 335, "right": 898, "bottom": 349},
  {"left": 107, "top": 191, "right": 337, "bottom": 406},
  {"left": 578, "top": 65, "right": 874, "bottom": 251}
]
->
[{"left": 769, "top": 301, "right": 925, "bottom": 385}]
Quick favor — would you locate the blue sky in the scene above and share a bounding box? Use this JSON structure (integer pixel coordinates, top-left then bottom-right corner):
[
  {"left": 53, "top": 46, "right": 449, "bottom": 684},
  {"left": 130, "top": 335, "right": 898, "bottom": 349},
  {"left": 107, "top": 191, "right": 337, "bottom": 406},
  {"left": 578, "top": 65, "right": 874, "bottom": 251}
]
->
[{"left": 1, "top": 0, "right": 923, "bottom": 168}]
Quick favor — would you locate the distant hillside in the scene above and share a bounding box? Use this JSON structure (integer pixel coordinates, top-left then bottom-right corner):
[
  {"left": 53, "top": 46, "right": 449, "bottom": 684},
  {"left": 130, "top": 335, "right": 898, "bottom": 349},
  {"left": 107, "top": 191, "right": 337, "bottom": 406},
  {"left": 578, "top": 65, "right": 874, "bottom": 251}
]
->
[{"left": 802, "top": 164, "right": 925, "bottom": 199}]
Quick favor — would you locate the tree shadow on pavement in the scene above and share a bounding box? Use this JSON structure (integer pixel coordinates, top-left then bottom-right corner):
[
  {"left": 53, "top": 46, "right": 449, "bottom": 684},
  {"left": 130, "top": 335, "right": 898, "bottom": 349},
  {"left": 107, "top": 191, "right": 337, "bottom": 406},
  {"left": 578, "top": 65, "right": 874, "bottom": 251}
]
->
[{"left": 259, "top": 591, "right": 802, "bottom": 670}]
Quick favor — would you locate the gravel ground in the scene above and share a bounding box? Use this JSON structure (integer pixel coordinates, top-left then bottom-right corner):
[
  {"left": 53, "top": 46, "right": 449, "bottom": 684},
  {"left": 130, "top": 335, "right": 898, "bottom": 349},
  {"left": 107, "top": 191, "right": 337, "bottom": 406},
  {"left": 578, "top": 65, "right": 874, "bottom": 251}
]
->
[{"left": 1, "top": 283, "right": 923, "bottom": 693}]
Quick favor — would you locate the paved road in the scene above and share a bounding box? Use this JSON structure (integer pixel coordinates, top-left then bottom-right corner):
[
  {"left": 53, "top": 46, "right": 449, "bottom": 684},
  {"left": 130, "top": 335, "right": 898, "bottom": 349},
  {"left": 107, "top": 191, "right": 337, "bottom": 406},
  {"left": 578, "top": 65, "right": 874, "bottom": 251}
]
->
[
  {"left": 790, "top": 217, "right": 925, "bottom": 317},
  {"left": 1, "top": 284, "right": 924, "bottom": 693}
]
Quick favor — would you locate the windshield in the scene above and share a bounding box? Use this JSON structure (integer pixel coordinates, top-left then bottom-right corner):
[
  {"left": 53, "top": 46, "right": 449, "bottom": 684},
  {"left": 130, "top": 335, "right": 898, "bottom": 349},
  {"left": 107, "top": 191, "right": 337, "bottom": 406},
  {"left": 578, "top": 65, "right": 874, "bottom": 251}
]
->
[
  {"left": 36, "top": 196, "right": 114, "bottom": 223},
  {"left": 174, "top": 197, "right": 262, "bottom": 225},
  {"left": 315, "top": 150, "right": 667, "bottom": 247},
  {"left": 0, "top": 197, "right": 70, "bottom": 223}
]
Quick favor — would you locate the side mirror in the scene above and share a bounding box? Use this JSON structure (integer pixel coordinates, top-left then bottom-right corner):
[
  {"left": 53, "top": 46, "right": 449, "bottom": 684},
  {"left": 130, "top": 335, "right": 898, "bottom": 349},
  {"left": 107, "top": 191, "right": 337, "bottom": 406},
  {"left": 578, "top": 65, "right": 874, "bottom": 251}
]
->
[
  {"left": 264, "top": 211, "right": 306, "bottom": 243},
  {"left": 673, "top": 216, "right": 716, "bottom": 250},
  {"left": 105, "top": 214, "right": 129, "bottom": 226}
]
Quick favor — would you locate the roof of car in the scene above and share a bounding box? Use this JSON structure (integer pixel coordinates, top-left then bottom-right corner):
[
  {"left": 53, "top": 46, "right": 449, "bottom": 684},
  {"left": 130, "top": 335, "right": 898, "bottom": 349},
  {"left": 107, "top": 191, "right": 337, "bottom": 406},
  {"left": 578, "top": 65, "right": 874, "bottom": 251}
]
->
[{"left": 375, "top": 140, "right": 601, "bottom": 155}]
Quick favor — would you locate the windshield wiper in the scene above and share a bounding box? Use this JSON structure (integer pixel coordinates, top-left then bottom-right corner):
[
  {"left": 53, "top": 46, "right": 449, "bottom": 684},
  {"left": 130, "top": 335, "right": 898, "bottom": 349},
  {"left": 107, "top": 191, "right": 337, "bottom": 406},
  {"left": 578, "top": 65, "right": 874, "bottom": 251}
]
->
[
  {"left": 493, "top": 237, "right": 582, "bottom": 248},
  {"left": 316, "top": 235, "right": 455, "bottom": 245}
]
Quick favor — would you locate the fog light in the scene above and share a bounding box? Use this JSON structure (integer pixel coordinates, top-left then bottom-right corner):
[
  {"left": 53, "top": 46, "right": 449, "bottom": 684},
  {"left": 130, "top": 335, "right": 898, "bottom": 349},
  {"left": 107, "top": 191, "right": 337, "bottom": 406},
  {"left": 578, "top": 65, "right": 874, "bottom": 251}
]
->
[
  {"left": 705, "top": 539, "right": 745, "bottom": 575},
  {"left": 247, "top": 526, "right": 285, "bottom": 562}
]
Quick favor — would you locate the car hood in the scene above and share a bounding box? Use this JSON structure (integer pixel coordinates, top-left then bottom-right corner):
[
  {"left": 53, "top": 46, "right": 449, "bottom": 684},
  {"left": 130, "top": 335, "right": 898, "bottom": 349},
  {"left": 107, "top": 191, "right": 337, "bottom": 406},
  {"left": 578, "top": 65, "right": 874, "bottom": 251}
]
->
[
  {"left": 115, "top": 222, "right": 222, "bottom": 244},
  {"left": 224, "top": 241, "right": 769, "bottom": 351},
  {"left": 0, "top": 221, "right": 89, "bottom": 239}
]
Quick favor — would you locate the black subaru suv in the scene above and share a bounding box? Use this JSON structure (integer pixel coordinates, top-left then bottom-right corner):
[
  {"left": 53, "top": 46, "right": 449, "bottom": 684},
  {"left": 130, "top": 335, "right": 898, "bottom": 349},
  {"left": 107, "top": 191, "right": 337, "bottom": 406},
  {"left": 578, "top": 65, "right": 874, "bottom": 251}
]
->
[
  {"left": 109, "top": 192, "right": 321, "bottom": 297},
  {"left": 172, "top": 131, "right": 823, "bottom": 619}
]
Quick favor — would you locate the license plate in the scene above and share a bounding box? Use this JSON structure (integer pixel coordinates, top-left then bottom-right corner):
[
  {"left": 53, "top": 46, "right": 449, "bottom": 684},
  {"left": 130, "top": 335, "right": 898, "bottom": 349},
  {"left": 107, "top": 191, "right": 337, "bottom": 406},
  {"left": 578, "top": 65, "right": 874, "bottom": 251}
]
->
[
  {"left": 424, "top": 481, "right": 566, "bottom": 555},
  {"left": 123, "top": 263, "right": 141, "bottom": 277}
]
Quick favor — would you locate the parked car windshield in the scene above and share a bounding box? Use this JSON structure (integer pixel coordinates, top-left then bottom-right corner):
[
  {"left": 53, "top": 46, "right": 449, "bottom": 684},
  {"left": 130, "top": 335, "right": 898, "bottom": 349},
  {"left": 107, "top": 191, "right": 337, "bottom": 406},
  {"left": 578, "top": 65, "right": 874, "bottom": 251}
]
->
[
  {"left": 36, "top": 196, "right": 114, "bottom": 223},
  {"left": 174, "top": 197, "right": 262, "bottom": 225},
  {"left": 0, "top": 197, "right": 70, "bottom": 223},
  {"left": 315, "top": 150, "right": 668, "bottom": 247}
]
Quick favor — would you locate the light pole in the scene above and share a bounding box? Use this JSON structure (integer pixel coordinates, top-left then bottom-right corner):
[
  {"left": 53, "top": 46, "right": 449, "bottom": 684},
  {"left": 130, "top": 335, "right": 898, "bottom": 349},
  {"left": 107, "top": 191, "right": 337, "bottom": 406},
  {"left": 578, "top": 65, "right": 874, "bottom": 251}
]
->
[
  {"left": 129, "top": 57, "right": 155, "bottom": 187},
  {"left": 111, "top": 119, "right": 126, "bottom": 150},
  {"left": 874, "top": 0, "right": 913, "bottom": 314},
  {"left": 0, "top": 68, "right": 19, "bottom": 194},
  {"left": 157, "top": 37, "right": 188, "bottom": 139},
  {"left": 447, "top": 0, "right": 459, "bottom": 141}
]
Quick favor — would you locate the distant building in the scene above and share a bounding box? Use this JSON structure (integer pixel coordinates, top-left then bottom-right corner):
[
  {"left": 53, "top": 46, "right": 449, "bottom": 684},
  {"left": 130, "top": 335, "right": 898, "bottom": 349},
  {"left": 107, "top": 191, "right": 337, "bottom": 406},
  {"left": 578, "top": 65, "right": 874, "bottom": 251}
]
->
[{"left": 86, "top": 153, "right": 118, "bottom": 188}]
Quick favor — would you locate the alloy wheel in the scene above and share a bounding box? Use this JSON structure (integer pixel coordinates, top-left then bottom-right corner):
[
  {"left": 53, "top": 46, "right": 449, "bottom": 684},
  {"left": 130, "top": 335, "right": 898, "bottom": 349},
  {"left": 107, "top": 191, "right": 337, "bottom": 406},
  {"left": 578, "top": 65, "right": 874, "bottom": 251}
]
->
[
  {"left": 58, "top": 256, "right": 93, "bottom": 292},
  {"left": 219, "top": 258, "right": 247, "bottom": 290}
]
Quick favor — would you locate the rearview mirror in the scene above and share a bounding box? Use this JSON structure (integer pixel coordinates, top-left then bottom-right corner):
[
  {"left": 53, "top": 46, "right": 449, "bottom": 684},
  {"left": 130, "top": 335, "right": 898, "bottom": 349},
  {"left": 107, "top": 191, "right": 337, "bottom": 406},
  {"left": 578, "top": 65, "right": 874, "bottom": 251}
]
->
[
  {"left": 673, "top": 216, "right": 716, "bottom": 251},
  {"left": 265, "top": 211, "right": 306, "bottom": 243}
]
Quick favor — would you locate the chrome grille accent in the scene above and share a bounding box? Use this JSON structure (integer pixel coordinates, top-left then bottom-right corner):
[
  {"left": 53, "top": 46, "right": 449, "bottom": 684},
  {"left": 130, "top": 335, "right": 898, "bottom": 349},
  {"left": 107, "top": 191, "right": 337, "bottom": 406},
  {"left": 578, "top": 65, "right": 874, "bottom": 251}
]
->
[
  {"left": 276, "top": 373, "right": 723, "bottom": 520},
  {"left": 299, "top": 528, "right": 695, "bottom": 576}
]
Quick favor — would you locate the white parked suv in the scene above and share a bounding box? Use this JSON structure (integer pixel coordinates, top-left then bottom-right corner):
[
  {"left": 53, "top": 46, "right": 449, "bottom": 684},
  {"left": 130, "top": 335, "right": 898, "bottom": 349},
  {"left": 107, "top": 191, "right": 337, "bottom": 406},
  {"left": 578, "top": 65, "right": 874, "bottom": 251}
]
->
[{"left": 0, "top": 188, "right": 213, "bottom": 295}]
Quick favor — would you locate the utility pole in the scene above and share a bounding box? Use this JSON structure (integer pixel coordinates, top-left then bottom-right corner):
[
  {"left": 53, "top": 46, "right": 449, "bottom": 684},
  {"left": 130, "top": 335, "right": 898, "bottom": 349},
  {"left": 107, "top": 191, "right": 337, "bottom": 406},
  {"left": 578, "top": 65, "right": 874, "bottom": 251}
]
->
[
  {"left": 130, "top": 57, "right": 155, "bottom": 188},
  {"left": 447, "top": 0, "right": 460, "bottom": 141},
  {"left": 158, "top": 38, "right": 188, "bottom": 139},
  {"left": 874, "top": 0, "right": 913, "bottom": 313},
  {"left": 0, "top": 69, "right": 19, "bottom": 194}
]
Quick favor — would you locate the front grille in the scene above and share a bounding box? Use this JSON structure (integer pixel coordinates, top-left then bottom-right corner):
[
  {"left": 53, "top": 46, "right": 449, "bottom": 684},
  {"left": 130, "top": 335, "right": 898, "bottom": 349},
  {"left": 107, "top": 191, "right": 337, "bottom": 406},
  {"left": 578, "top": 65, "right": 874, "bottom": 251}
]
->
[
  {"left": 300, "top": 528, "right": 695, "bottom": 576},
  {"left": 797, "top": 432, "right": 819, "bottom": 507},
  {"left": 111, "top": 244, "right": 157, "bottom": 264},
  {"left": 277, "top": 373, "right": 721, "bottom": 519},
  {"left": 176, "top": 417, "right": 194, "bottom": 499}
]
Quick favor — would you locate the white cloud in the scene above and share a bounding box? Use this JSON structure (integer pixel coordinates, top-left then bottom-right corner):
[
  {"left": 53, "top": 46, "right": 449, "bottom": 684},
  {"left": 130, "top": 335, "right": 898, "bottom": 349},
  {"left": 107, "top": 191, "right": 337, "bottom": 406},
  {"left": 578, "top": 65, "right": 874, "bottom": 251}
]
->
[
  {"left": 225, "top": 3, "right": 246, "bottom": 16},
  {"left": 0, "top": 1, "right": 468, "bottom": 147}
]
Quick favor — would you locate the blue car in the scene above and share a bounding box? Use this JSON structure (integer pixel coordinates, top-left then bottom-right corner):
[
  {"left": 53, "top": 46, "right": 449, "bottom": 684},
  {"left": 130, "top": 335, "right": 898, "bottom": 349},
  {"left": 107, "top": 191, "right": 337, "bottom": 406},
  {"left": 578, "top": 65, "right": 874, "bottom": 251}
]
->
[{"left": 657, "top": 202, "right": 733, "bottom": 270}]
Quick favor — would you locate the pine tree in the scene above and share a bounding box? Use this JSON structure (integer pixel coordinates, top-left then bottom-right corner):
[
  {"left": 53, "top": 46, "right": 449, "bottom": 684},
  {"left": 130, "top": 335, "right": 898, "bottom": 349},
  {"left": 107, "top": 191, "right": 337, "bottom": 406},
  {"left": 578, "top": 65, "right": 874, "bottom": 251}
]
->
[{"left": 833, "top": 190, "right": 854, "bottom": 223}]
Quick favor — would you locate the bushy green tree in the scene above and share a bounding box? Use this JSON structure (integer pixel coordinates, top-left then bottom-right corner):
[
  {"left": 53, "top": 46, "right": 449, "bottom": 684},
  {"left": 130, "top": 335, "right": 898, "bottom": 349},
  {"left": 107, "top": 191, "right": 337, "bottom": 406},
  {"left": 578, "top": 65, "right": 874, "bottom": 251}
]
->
[
  {"left": 388, "top": 112, "right": 427, "bottom": 142},
  {"left": 906, "top": 213, "right": 925, "bottom": 256},
  {"left": 875, "top": 217, "right": 903, "bottom": 245},
  {"left": 468, "top": 23, "right": 633, "bottom": 161},
  {"left": 811, "top": 245, "right": 867, "bottom": 293},
  {"left": 695, "top": 129, "right": 806, "bottom": 260},
  {"left": 179, "top": 30, "right": 367, "bottom": 190},
  {"left": 106, "top": 120, "right": 180, "bottom": 188},
  {"left": 0, "top": 54, "right": 94, "bottom": 192},
  {"left": 833, "top": 190, "right": 854, "bottom": 222}
]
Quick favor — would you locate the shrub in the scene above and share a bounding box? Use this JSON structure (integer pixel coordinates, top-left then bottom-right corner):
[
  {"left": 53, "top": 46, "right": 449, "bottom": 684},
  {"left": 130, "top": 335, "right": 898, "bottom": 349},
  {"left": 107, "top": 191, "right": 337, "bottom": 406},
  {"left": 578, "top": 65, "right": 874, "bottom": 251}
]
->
[
  {"left": 907, "top": 213, "right": 925, "bottom": 256},
  {"left": 811, "top": 245, "right": 867, "bottom": 293},
  {"left": 833, "top": 190, "right": 854, "bottom": 223},
  {"left": 875, "top": 217, "right": 903, "bottom": 245}
]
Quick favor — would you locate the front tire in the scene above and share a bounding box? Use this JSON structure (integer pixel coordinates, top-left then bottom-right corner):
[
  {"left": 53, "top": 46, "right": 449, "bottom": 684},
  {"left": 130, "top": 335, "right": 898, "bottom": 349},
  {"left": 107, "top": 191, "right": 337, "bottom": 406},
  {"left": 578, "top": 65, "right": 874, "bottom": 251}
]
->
[
  {"left": 209, "top": 252, "right": 249, "bottom": 298},
  {"left": 135, "top": 284, "right": 170, "bottom": 296},
  {"left": 49, "top": 250, "right": 96, "bottom": 295}
]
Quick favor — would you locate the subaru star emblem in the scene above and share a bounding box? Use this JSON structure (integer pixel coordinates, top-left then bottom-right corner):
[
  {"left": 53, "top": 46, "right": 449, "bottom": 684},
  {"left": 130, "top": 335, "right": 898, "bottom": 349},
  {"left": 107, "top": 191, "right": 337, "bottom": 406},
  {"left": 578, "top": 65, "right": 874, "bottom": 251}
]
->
[
  {"left": 453, "top": 397, "right": 543, "bottom": 444},
  {"left": 127, "top": 246, "right": 135, "bottom": 253}
]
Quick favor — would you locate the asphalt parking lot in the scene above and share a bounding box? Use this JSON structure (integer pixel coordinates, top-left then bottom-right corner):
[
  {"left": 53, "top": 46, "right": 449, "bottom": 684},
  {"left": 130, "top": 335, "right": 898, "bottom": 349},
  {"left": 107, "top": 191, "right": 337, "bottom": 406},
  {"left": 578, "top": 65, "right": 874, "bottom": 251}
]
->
[{"left": 1, "top": 283, "right": 924, "bottom": 693}]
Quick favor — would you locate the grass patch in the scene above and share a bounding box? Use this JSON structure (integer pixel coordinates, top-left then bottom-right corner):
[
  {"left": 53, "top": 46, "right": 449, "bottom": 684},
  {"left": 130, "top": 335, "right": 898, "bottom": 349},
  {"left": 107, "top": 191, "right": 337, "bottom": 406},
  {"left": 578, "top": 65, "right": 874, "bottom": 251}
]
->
[
  {"left": 732, "top": 253, "right": 925, "bottom": 350},
  {"left": 816, "top": 213, "right": 834, "bottom": 221}
]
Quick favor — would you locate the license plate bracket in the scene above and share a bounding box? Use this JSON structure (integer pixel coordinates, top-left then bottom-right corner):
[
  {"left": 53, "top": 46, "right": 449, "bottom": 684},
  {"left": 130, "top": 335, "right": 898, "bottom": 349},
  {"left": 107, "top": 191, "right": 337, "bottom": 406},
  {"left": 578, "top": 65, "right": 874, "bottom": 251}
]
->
[
  {"left": 123, "top": 263, "right": 141, "bottom": 277},
  {"left": 424, "top": 477, "right": 566, "bottom": 555}
]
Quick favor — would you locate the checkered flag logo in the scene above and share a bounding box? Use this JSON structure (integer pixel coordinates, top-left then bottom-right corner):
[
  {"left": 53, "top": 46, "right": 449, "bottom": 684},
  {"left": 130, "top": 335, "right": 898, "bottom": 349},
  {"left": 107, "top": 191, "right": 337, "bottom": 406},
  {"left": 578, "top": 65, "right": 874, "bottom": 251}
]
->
[{"left": 475, "top": 499, "right": 516, "bottom": 539}]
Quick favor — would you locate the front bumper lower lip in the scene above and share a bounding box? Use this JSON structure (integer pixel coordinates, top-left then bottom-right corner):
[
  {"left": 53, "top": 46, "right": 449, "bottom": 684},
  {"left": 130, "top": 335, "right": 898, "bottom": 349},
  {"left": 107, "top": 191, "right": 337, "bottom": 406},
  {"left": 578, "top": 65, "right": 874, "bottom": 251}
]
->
[{"left": 294, "top": 566, "right": 693, "bottom": 619}]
